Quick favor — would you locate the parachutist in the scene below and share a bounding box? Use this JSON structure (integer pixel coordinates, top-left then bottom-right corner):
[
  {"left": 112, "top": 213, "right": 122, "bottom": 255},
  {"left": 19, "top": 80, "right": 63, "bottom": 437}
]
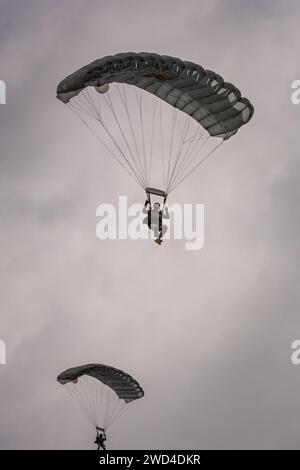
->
[
  {"left": 143, "top": 200, "right": 169, "bottom": 244},
  {"left": 57, "top": 363, "right": 144, "bottom": 446},
  {"left": 95, "top": 430, "right": 107, "bottom": 451}
]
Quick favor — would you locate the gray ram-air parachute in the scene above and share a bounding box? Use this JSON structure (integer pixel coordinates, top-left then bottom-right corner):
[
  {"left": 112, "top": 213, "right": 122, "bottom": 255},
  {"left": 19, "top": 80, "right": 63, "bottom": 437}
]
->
[
  {"left": 57, "top": 52, "right": 254, "bottom": 201},
  {"left": 57, "top": 363, "right": 144, "bottom": 433}
]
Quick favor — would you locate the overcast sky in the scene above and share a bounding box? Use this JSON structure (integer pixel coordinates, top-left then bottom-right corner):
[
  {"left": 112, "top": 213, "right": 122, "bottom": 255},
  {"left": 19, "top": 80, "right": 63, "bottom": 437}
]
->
[{"left": 1, "top": 0, "right": 300, "bottom": 449}]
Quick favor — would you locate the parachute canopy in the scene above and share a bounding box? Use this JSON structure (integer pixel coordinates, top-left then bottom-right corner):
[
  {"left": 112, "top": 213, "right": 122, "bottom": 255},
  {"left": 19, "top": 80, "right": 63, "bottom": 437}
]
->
[
  {"left": 57, "top": 363, "right": 144, "bottom": 431},
  {"left": 57, "top": 52, "right": 254, "bottom": 195}
]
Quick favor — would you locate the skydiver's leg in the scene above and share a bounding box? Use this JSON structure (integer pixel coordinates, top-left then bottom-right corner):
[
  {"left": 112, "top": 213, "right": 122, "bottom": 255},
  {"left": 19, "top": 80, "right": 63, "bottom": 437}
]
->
[
  {"left": 160, "top": 225, "right": 168, "bottom": 239},
  {"left": 153, "top": 226, "right": 159, "bottom": 238},
  {"left": 152, "top": 225, "right": 160, "bottom": 243},
  {"left": 156, "top": 225, "right": 167, "bottom": 244}
]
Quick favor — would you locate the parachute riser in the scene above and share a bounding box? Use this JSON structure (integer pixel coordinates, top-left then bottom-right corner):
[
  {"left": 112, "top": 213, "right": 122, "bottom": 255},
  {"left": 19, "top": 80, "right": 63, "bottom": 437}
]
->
[
  {"left": 96, "top": 426, "right": 105, "bottom": 432},
  {"left": 146, "top": 187, "right": 168, "bottom": 207}
]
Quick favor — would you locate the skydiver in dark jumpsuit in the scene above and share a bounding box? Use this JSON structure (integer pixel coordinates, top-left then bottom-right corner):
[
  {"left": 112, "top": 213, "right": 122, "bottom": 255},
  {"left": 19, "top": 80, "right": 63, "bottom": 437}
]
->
[
  {"left": 95, "top": 431, "right": 107, "bottom": 451},
  {"left": 143, "top": 198, "right": 169, "bottom": 245}
]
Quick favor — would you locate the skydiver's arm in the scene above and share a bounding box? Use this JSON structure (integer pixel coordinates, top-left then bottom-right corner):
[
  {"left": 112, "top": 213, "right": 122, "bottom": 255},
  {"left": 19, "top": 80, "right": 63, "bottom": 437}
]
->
[
  {"left": 143, "top": 199, "right": 150, "bottom": 214},
  {"left": 162, "top": 206, "right": 170, "bottom": 219}
]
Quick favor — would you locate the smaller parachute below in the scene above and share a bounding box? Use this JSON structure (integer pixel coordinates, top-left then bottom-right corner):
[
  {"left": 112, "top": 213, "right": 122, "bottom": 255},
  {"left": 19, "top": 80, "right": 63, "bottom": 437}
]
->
[{"left": 57, "top": 363, "right": 144, "bottom": 432}]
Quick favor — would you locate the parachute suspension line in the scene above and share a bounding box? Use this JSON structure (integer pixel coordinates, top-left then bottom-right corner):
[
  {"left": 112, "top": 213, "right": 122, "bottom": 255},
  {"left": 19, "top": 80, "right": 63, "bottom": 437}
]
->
[
  {"left": 65, "top": 377, "right": 96, "bottom": 427},
  {"left": 166, "top": 114, "right": 192, "bottom": 194},
  {"left": 68, "top": 84, "right": 226, "bottom": 196},
  {"left": 65, "top": 375, "right": 130, "bottom": 431},
  {"left": 104, "top": 384, "right": 117, "bottom": 429},
  {"left": 69, "top": 104, "right": 143, "bottom": 188},
  {"left": 101, "top": 89, "right": 147, "bottom": 188},
  {"left": 103, "top": 90, "right": 147, "bottom": 188},
  {"left": 79, "top": 377, "right": 92, "bottom": 424},
  {"left": 103, "top": 384, "right": 113, "bottom": 429},
  {"left": 105, "top": 390, "right": 125, "bottom": 429},
  {"left": 71, "top": 88, "right": 146, "bottom": 187},
  {"left": 166, "top": 106, "right": 178, "bottom": 192},
  {"left": 173, "top": 134, "right": 212, "bottom": 188},
  {"left": 75, "top": 378, "right": 95, "bottom": 424},
  {"left": 168, "top": 129, "right": 209, "bottom": 192},
  {"left": 91, "top": 375, "right": 99, "bottom": 426},
  {"left": 85, "top": 88, "right": 102, "bottom": 118},
  {"left": 73, "top": 87, "right": 97, "bottom": 117},
  {"left": 68, "top": 97, "right": 145, "bottom": 188},
  {"left": 133, "top": 87, "right": 148, "bottom": 188},
  {"left": 116, "top": 84, "right": 147, "bottom": 188},
  {"left": 108, "top": 401, "right": 133, "bottom": 431},
  {"left": 102, "top": 384, "right": 127, "bottom": 431},
  {"left": 97, "top": 382, "right": 105, "bottom": 428},
  {"left": 105, "top": 389, "right": 117, "bottom": 425},
  {"left": 169, "top": 139, "right": 224, "bottom": 193},
  {"left": 84, "top": 376, "right": 99, "bottom": 426},
  {"left": 91, "top": 377, "right": 100, "bottom": 426},
  {"left": 138, "top": 89, "right": 148, "bottom": 187},
  {"left": 93, "top": 379, "right": 105, "bottom": 428},
  {"left": 125, "top": 85, "right": 149, "bottom": 188},
  {"left": 69, "top": 98, "right": 92, "bottom": 118},
  {"left": 148, "top": 96, "right": 158, "bottom": 188},
  {"left": 103, "top": 387, "right": 108, "bottom": 428},
  {"left": 167, "top": 118, "right": 206, "bottom": 187},
  {"left": 159, "top": 100, "right": 166, "bottom": 191}
]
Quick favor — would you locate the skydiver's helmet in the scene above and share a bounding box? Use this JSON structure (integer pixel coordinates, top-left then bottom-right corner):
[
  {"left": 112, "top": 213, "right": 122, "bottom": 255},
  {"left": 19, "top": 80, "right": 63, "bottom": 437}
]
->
[{"left": 153, "top": 202, "right": 160, "bottom": 211}]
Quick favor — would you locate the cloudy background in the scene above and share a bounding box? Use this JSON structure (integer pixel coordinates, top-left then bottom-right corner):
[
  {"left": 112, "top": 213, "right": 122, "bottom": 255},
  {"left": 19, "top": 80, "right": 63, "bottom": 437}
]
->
[{"left": 1, "top": 0, "right": 300, "bottom": 449}]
